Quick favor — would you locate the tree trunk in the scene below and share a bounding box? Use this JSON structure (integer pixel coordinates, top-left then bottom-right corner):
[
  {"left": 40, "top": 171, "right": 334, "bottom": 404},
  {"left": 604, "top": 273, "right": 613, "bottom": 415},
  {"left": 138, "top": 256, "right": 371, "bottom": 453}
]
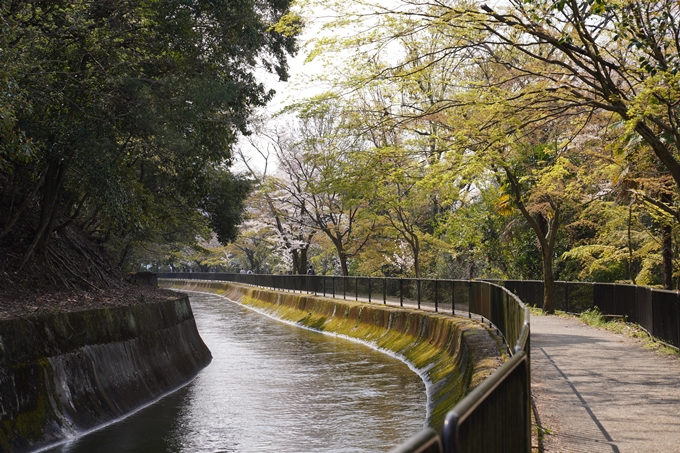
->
[
  {"left": 662, "top": 192, "right": 674, "bottom": 290},
  {"left": 20, "top": 159, "right": 70, "bottom": 268},
  {"left": 542, "top": 248, "right": 556, "bottom": 314},
  {"left": 412, "top": 234, "right": 421, "bottom": 278},
  {"left": 628, "top": 202, "right": 636, "bottom": 285},
  {"left": 291, "top": 249, "right": 300, "bottom": 274},
  {"left": 413, "top": 249, "right": 420, "bottom": 278},
  {"left": 0, "top": 168, "right": 48, "bottom": 240},
  {"left": 663, "top": 222, "right": 673, "bottom": 290},
  {"left": 339, "top": 253, "right": 349, "bottom": 276},
  {"left": 299, "top": 246, "right": 309, "bottom": 274},
  {"left": 503, "top": 167, "right": 559, "bottom": 314},
  {"left": 37, "top": 159, "right": 70, "bottom": 254}
]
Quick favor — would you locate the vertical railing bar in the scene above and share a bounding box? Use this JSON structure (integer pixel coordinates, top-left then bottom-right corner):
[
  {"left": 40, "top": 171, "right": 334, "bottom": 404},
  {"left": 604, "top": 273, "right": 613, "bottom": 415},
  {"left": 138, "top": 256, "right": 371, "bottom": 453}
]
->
[
  {"left": 383, "top": 278, "right": 387, "bottom": 305},
  {"left": 400, "top": 279, "right": 404, "bottom": 307},
  {"left": 592, "top": 282, "right": 596, "bottom": 310},
  {"left": 417, "top": 279, "right": 421, "bottom": 310},
  {"left": 368, "top": 277, "right": 372, "bottom": 303},
  {"left": 435, "top": 280, "right": 439, "bottom": 313}
]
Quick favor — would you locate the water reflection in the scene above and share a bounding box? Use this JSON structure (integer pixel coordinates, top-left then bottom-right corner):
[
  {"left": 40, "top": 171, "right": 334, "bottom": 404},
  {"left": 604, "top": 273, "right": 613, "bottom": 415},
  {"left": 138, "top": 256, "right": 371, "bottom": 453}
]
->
[{"left": 41, "top": 292, "right": 426, "bottom": 453}]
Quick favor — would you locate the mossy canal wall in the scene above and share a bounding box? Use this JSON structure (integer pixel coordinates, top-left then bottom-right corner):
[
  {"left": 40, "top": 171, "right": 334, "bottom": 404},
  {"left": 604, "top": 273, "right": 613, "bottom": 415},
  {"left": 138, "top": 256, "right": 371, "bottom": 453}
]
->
[
  {"left": 0, "top": 296, "right": 211, "bottom": 453},
  {"left": 161, "top": 279, "right": 503, "bottom": 430}
]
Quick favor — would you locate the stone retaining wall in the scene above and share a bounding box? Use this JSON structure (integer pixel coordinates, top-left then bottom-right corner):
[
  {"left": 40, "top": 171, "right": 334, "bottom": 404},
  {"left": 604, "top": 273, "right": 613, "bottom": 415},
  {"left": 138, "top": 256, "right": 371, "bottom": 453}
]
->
[
  {"left": 0, "top": 296, "right": 211, "bottom": 453},
  {"left": 161, "top": 279, "right": 502, "bottom": 430}
]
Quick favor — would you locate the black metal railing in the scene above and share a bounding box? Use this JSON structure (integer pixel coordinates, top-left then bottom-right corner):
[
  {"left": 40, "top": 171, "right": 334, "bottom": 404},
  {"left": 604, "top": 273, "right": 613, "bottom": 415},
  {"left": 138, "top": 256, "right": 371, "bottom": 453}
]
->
[
  {"left": 158, "top": 272, "right": 531, "bottom": 453},
  {"left": 157, "top": 273, "right": 473, "bottom": 315},
  {"left": 499, "top": 280, "right": 680, "bottom": 349}
]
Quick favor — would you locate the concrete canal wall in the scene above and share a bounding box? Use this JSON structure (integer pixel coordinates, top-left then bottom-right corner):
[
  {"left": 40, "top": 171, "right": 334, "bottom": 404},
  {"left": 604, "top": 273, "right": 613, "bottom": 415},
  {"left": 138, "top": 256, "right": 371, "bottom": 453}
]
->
[
  {"left": 161, "top": 279, "right": 503, "bottom": 430},
  {"left": 0, "top": 296, "right": 211, "bottom": 453}
]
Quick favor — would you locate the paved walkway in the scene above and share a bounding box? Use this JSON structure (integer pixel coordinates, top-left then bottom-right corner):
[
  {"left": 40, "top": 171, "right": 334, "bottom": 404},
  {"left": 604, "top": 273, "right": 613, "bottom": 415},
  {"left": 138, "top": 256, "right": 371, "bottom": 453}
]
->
[{"left": 531, "top": 315, "right": 680, "bottom": 453}]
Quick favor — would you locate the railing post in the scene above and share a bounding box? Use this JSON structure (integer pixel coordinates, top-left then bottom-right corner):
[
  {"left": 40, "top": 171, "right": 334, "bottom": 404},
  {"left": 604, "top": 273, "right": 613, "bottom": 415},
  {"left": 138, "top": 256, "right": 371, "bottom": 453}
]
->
[
  {"left": 323, "top": 277, "right": 326, "bottom": 297},
  {"left": 332, "top": 276, "right": 335, "bottom": 298},
  {"left": 469, "top": 281, "right": 472, "bottom": 318},
  {"left": 368, "top": 277, "right": 372, "bottom": 303},
  {"left": 343, "top": 276, "right": 346, "bottom": 300},
  {"left": 383, "top": 278, "right": 387, "bottom": 305},
  {"left": 417, "top": 279, "right": 421, "bottom": 310},
  {"left": 591, "top": 282, "right": 596, "bottom": 310},
  {"left": 355, "top": 277, "right": 358, "bottom": 301},
  {"left": 435, "top": 280, "right": 439, "bottom": 313},
  {"left": 400, "top": 279, "right": 404, "bottom": 307},
  {"left": 451, "top": 280, "right": 455, "bottom": 316},
  {"left": 565, "top": 282, "right": 570, "bottom": 313}
]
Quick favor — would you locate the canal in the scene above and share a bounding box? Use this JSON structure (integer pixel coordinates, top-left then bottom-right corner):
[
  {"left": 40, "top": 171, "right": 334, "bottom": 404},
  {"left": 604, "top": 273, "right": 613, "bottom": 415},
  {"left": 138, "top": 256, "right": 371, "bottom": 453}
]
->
[{"left": 40, "top": 292, "right": 427, "bottom": 453}]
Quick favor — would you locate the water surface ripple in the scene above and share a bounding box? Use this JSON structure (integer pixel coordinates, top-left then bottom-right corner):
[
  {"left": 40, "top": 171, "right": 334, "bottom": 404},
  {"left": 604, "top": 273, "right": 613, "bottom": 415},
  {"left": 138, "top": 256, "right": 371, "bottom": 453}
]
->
[{"left": 41, "top": 292, "right": 426, "bottom": 453}]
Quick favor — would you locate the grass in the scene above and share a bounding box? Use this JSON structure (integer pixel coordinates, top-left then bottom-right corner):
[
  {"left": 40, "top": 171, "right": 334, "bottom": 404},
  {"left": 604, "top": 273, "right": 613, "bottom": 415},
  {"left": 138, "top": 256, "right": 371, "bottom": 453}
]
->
[{"left": 529, "top": 304, "right": 679, "bottom": 358}]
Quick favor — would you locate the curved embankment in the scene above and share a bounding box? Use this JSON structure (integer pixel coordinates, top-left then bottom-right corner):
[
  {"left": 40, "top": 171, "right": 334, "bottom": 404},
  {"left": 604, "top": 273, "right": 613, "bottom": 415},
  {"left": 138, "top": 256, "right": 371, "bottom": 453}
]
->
[
  {"left": 161, "top": 279, "right": 503, "bottom": 429},
  {"left": 0, "top": 296, "right": 211, "bottom": 453}
]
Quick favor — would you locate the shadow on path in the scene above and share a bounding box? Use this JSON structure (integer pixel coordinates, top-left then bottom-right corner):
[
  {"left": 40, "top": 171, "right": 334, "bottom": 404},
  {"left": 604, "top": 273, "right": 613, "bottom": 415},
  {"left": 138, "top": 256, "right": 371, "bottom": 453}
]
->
[
  {"left": 539, "top": 347, "right": 619, "bottom": 453},
  {"left": 531, "top": 315, "right": 680, "bottom": 453}
]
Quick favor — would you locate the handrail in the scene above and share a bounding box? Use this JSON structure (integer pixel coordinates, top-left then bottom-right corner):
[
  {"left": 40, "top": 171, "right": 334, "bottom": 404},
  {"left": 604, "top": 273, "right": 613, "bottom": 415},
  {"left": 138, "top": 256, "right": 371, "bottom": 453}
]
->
[
  {"left": 492, "top": 279, "right": 680, "bottom": 350},
  {"left": 388, "top": 428, "right": 442, "bottom": 453},
  {"left": 157, "top": 272, "right": 531, "bottom": 453}
]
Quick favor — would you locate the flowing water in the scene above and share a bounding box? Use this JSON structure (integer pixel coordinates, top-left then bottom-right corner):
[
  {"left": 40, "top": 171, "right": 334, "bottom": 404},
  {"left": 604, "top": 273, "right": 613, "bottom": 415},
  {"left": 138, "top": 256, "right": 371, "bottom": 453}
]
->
[{"left": 40, "top": 292, "right": 427, "bottom": 453}]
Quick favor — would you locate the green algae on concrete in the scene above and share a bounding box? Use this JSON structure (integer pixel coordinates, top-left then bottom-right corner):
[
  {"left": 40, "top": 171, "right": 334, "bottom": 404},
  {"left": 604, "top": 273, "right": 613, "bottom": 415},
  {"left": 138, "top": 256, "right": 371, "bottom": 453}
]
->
[{"left": 160, "top": 279, "right": 503, "bottom": 430}]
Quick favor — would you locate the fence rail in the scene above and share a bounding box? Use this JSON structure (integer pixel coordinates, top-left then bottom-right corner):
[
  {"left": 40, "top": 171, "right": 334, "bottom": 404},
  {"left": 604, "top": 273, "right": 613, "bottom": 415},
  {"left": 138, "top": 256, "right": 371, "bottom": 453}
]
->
[
  {"left": 158, "top": 272, "right": 531, "bottom": 453},
  {"left": 499, "top": 280, "right": 680, "bottom": 349}
]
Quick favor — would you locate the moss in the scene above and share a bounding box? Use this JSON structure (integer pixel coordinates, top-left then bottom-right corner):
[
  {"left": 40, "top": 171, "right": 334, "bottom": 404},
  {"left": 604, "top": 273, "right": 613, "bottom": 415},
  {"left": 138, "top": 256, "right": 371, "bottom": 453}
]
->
[
  {"left": 1, "top": 420, "right": 14, "bottom": 453},
  {"left": 174, "top": 300, "right": 190, "bottom": 319},
  {"left": 12, "top": 359, "right": 56, "bottom": 444}
]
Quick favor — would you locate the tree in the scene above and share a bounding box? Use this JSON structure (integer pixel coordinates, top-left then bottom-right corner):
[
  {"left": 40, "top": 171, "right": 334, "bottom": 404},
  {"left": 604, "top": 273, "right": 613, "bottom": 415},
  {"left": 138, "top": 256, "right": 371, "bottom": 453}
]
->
[
  {"left": 364, "top": 147, "right": 438, "bottom": 277},
  {"left": 200, "top": 170, "right": 253, "bottom": 246},
  {"left": 239, "top": 125, "right": 316, "bottom": 274},
  {"left": 227, "top": 220, "right": 280, "bottom": 274},
  {"left": 298, "top": 0, "right": 680, "bottom": 304},
  {"left": 0, "top": 0, "right": 301, "bottom": 277},
  {"left": 275, "top": 101, "right": 377, "bottom": 276},
  {"left": 467, "top": 0, "right": 680, "bottom": 191},
  {"left": 561, "top": 200, "right": 669, "bottom": 285}
]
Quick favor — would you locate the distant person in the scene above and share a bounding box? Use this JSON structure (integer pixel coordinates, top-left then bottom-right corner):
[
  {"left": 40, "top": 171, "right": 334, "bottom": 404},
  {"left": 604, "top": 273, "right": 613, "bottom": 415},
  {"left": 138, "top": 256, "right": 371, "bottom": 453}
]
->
[
  {"left": 239, "top": 268, "right": 246, "bottom": 274},
  {"left": 307, "top": 265, "right": 315, "bottom": 275},
  {"left": 247, "top": 269, "right": 253, "bottom": 274}
]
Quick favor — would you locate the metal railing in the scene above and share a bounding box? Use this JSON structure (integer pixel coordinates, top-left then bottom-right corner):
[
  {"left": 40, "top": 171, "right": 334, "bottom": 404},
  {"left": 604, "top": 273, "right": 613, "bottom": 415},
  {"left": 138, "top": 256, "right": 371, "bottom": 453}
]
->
[
  {"left": 158, "top": 272, "right": 531, "bottom": 453},
  {"left": 158, "top": 272, "right": 472, "bottom": 314},
  {"left": 500, "top": 280, "right": 680, "bottom": 349}
]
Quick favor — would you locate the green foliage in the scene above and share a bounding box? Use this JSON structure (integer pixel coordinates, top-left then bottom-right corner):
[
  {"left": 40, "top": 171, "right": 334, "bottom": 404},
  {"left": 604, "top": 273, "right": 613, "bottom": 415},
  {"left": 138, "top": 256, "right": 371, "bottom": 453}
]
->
[
  {"left": 200, "top": 171, "right": 253, "bottom": 245},
  {"left": 225, "top": 0, "right": 680, "bottom": 293},
  {"left": 579, "top": 307, "right": 608, "bottom": 328},
  {"left": 0, "top": 0, "right": 299, "bottom": 273}
]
